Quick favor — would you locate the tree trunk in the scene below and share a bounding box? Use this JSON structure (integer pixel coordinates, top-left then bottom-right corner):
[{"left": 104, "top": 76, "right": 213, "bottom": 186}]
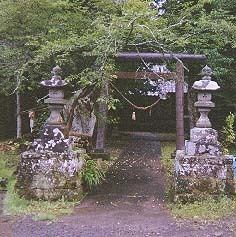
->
[
  {"left": 16, "top": 74, "right": 22, "bottom": 138},
  {"left": 95, "top": 80, "right": 109, "bottom": 152}
]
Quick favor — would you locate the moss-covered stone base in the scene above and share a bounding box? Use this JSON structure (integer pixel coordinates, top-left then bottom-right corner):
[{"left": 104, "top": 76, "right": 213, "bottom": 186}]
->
[
  {"left": 175, "top": 152, "right": 235, "bottom": 202},
  {"left": 15, "top": 150, "right": 84, "bottom": 201}
]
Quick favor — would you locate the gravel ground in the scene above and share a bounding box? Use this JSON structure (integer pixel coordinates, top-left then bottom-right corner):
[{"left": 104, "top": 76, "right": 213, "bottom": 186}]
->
[{"left": 1, "top": 134, "right": 236, "bottom": 237}]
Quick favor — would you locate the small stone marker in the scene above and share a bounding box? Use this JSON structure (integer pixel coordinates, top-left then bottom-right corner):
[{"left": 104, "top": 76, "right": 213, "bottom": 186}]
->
[{"left": 15, "top": 66, "right": 84, "bottom": 201}]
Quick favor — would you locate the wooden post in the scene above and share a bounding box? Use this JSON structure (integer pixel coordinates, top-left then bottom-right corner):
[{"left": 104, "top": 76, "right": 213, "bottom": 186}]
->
[{"left": 176, "top": 62, "right": 185, "bottom": 150}]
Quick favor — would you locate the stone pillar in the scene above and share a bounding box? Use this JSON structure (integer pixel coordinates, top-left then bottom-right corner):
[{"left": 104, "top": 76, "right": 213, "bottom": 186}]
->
[
  {"left": 15, "top": 66, "right": 84, "bottom": 201},
  {"left": 175, "top": 66, "right": 234, "bottom": 202}
]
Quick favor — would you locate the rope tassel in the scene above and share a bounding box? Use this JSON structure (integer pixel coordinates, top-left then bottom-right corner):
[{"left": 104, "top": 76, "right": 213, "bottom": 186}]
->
[{"left": 132, "top": 111, "right": 136, "bottom": 120}]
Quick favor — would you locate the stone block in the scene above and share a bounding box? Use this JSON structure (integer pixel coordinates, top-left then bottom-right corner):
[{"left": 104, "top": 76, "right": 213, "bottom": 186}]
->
[
  {"left": 190, "top": 127, "right": 218, "bottom": 144},
  {"left": 15, "top": 150, "right": 84, "bottom": 201},
  {"left": 175, "top": 154, "right": 235, "bottom": 202},
  {"left": 185, "top": 141, "right": 196, "bottom": 156},
  {"left": 186, "top": 128, "right": 223, "bottom": 156},
  {"left": 176, "top": 155, "right": 231, "bottom": 179},
  {"left": 175, "top": 177, "right": 226, "bottom": 195},
  {"left": 32, "top": 125, "right": 69, "bottom": 153}
]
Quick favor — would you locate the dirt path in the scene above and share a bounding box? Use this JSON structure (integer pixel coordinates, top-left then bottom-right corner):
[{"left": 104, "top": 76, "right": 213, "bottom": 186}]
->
[{"left": 2, "top": 135, "right": 236, "bottom": 236}]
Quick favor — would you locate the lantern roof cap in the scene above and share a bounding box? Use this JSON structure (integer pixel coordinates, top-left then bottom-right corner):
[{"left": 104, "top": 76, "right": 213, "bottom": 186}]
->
[
  {"left": 192, "top": 65, "right": 220, "bottom": 91},
  {"left": 40, "top": 65, "right": 67, "bottom": 88}
]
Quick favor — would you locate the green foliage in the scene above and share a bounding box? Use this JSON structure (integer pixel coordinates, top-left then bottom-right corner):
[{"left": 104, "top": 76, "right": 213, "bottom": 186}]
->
[
  {"left": 163, "top": 0, "right": 236, "bottom": 82},
  {"left": 0, "top": 0, "right": 55, "bottom": 95},
  {"left": 169, "top": 196, "right": 236, "bottom": 220},
  {"left": 33, "top": 108, "right": 50, "bottom": 137},
  {"left": 221, "top": 112, "right": 236, "bottom": 154},
  {"left": 0, "top": 0, "right": 235, "bottom": 91},
  {"left": 0, "top": 0, "right": 235, "bottom": 82},
  {"left": 161, "top": 142, "right": 175, "bottom": 177},
  {"left": 81, "top": 158, "right": 105, "bottom": 189}
]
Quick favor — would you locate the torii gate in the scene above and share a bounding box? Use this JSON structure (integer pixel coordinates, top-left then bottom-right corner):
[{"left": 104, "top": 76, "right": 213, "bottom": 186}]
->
[{"left": 95, "top": 52, "right": 206, "bottom": 152}]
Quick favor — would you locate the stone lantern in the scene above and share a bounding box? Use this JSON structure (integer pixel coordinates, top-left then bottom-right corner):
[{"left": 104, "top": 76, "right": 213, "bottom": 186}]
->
[
  {"left": 186, "top": 65, "right": 222, "bottom": 156},
  {"left": 175, "top": 65, "right": 235, "bottom": 202},
  {"left": 41, "top": 65, "right": 67, "bottom": 126},
  {"left": 33, "top": 66, "right": 69, "bottom": 153},
  {"left": 15, "top": 66, "right": 84, "bottom": 201},
  {"left": 193, "top": 65, "right": 220, "bottom": 128}
]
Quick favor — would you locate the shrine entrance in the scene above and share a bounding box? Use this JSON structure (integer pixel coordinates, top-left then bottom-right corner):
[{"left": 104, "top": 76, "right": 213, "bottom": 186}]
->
[{"left": 106, "top": 52, "right": 207, "bottom": 151}]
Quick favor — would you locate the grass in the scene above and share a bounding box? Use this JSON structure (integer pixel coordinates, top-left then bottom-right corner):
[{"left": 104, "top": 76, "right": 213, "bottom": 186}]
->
[
  {"left": 0, "top": 144, "right": 116, "bottom": 221},
  {"left": 0, "top": 151, "right": 18, "bottom": 190},
  {"left": 0, "top": 152, "right": 17, "bottom": 176},
  {"left": 160, "top": 142, "right": 175, "bottom": 177},
  {"left": 160, "top": 142, "right": 236, "bottom": 220},
  {"left": 160, "top": 142, "right": 175, "bottom": 201},
  {"left": 169, "top": 196, "right": 236, "bottom": 220},
  {"left": 4, "top": 180, "right": 78, "bottom": 221},
  {"left": 0, "top": 145, "right": 115, "bottom": 221}
]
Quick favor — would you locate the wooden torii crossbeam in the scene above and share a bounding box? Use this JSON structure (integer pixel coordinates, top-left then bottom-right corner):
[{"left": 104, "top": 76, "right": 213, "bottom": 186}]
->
[
  {"left": 116, "top": 71, "right": 176, "bottom": 80},
  {"left": 117, "top": 52, "right": 206, "bottom": 61}
]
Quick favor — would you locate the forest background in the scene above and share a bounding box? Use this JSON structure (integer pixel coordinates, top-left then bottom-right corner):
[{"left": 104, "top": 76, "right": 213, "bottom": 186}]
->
[{"left": 0, "top": 0, "right": 235, "bottom": 139}]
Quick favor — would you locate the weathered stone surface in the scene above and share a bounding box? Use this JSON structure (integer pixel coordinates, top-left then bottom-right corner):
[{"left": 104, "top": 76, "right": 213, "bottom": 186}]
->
[
  {"left": 192, "top": 65, "right": 220, "bottom": 91},
  {"left": 176, "top": 153, "right": 232, "bottom": 179},
  {"left": 32, "top": 125, "right": 68, "bottom": 153},
  {"left": 186, "top": 128, "right": 223, "bottom": 156},
  {"left": 190, "top": 128, "right": 218, "bottom": 143},
  {"left": 175, "top": 150, "right": 235, "bottom": 202},
  {"left": 192, "top": 80, "right": 220, "bottom": 91},
  {"left": 175, "top": 177, "right": 227, "bottom": 195},
  {"left": 15, "top": 150, "right": 83, "bottom": 201},
  {"left": 64, "top": 97, "right": 96, "bottom": 137},
  {"left": 193, "top": 66, "right": 219, "bottom": 129}
]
